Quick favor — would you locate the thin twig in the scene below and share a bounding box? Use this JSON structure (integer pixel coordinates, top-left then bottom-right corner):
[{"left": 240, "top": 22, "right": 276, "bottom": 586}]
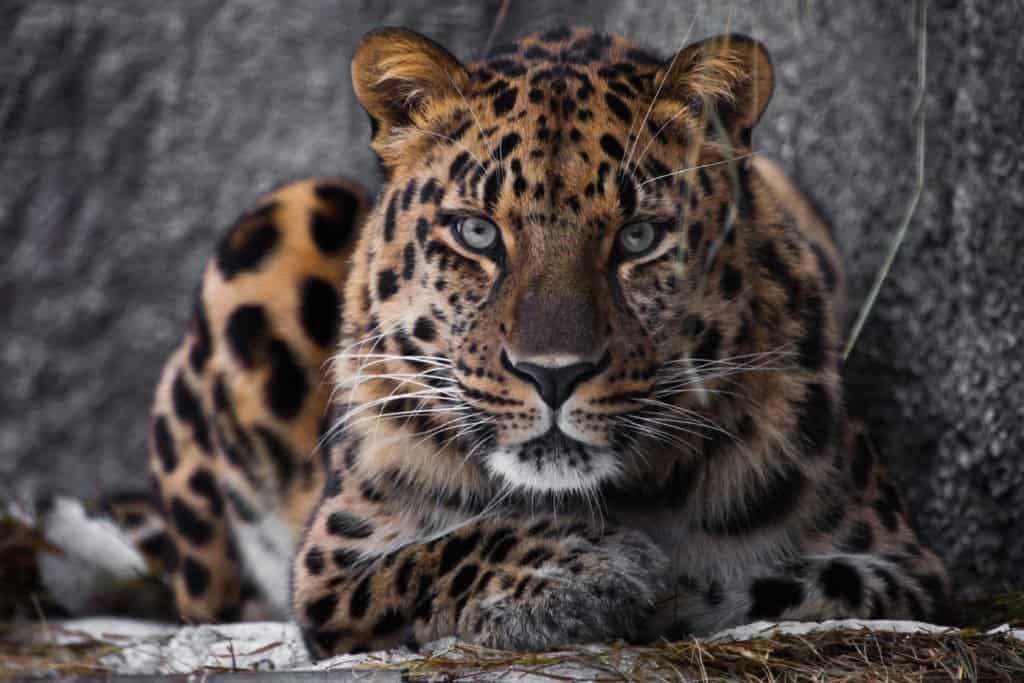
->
[
  {"left": 480, "top": 0, "right": 512, "bottom": 59},
  {"left": 842, "top": 0, "right": 928, "bottom": 361}
]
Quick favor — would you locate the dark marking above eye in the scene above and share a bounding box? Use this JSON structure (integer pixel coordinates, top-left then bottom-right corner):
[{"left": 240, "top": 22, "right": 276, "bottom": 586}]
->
[
  {"left": 600, "top": 134, "right": 624, "bottom": 160},
  {"left": 265, "top": 339, "right": 308, "bottom": 420},
  {"left": 615, "top": 174, "right": 637, "bottom": 218},
  {"left": 419, "top": 178, "right": 438, "bottom": 204},
  {"left": 216, "top": 211, "right": 279, "bottom": 279},
  {"left": 170, "top": 497, "right": 213, "bottom": 545},
  {"left": 226, "top": 304, "right": 268, "bottom": 368},
  {"left": 416, "top": 217, "right": 430, "bottom": 244},
  {"left": 183, "top": 556, "right": 210, "bottom": 598},
  {"left": 300, "top": 276, "right": 340, "bottom": 348},
  {"left": 152, "top": 416, "right": 178, "bottom": 472},
  {"left": 377, "top": 269, "right": 399, "bottom": 301},
  {"left": 749, "top": 577, "right": 804, "bottom": 619},
  {"left": 604, "top": 92, "right": 632, "bottom": 124},
  {"left": 483, "top": 169, "right": 504, "bottom": 214},
  {"left": 492, "top": 87, "right": 518, "bottom": 117},
  {"left": 171, "top": 372, "right": 211, "bottom": 452},
  {"left": 449, "top": 151, "right": 471, "bottom": 181}
]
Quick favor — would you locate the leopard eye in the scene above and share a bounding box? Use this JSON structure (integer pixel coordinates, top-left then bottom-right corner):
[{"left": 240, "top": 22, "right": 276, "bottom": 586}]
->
[
  {"left": 454, "top": 216, "right": 500, "bottom": 253},
  {"left": 616, "top": 221, "right": 658, "bottom": 256}
]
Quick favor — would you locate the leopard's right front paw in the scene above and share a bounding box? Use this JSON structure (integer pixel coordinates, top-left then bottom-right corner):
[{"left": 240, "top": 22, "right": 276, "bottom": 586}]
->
[{"left": 461, "top": 529, "right": 668, "bottom": 650}]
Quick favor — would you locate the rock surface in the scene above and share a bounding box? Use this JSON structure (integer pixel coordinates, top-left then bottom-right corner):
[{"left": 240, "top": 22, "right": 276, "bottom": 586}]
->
[{"left": 2, "top": 1, "right": 1022, "bottom": 597}]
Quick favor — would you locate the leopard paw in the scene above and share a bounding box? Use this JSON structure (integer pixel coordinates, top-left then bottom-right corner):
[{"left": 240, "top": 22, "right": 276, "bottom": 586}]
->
[{"left": 462, "top": 529, "right": 668, "bottom": 650}]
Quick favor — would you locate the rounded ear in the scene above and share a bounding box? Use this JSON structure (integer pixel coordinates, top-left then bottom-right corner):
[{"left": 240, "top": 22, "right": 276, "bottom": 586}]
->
[
  {"left": 655, "top": 33, "right": 773, "bottom": 143},
  {"left": 351, "top": 27, "right": 470, "bottom": 138}
]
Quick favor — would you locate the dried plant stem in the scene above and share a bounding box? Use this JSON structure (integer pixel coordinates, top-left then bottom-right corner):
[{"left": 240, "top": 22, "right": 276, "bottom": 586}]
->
[{"left": 843, "top": 0, "right": 928, "bottom": 362}]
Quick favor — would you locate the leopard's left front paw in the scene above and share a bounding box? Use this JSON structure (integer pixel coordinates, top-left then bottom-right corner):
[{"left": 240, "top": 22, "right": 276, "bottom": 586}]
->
[{"left": 460, "top": 528, "right": 669, "bottom": 650}]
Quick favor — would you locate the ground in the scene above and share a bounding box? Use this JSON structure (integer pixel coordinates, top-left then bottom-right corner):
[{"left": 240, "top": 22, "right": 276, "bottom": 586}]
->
[{"left": 3, "top": 618, "right": 1024, "bottom": 680}]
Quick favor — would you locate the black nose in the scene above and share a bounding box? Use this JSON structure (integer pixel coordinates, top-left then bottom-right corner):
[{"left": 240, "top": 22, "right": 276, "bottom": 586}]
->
[{"left": 502, "top": 352, "right": 607, "bottom": 409}]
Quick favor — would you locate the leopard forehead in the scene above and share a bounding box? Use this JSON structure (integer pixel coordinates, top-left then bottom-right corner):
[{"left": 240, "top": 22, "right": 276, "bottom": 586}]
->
[{"left": 382, "top": 27, "right": 686, "bottom": 220}]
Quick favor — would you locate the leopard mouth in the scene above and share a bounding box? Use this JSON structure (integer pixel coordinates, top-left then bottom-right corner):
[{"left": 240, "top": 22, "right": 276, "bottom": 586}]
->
[
  {"left": 483, "top": 427, "right": 623, "bottom": 493},
  {"left": 520, "top": 427, "right": 591, "bottom": 462}
]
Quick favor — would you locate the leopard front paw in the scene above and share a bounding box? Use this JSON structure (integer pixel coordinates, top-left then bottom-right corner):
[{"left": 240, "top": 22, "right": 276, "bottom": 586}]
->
[{"left": 461, "top": 529, "right": 668, "bottom": 650}]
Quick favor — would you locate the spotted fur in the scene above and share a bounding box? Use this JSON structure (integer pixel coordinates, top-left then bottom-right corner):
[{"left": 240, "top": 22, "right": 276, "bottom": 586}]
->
[{"left": 110, "top": 27, "right": 946, "bottom": 654}]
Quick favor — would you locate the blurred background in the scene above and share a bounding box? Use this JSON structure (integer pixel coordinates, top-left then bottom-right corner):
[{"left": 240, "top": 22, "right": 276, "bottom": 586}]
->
[{"left": 1, "top": 1, "right": 1021, "bottom": 600}]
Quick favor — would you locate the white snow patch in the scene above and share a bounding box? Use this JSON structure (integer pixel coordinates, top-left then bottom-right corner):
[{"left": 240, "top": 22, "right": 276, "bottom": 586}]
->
[{"left": 37, "top": 497, "right": 149, "bottom": 613}]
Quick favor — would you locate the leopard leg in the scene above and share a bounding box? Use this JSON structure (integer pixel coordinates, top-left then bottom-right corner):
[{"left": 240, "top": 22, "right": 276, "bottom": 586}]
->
[
  {"left": 291, "top": 465, "right": 668, "bottom": 657},
  {"left": 149, "top": 348, "right": 246, "bottom": 622},
  {"left": 655, "top": 431, "right": 949, "bottom": 637},
  {"left": 141, "top": 176, "right": 372, "bottom": 622},
  {"left": 658, "top": 542, "right": 948, "bottom": 639}
]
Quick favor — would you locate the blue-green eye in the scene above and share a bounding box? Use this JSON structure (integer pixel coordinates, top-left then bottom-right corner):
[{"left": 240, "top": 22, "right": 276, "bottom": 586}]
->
[
  {"left": 617, "top": 221, "right": 658, "bottom": 255},
  {"left": 455, "top": 216, "right": 500, "bottom": 252}
]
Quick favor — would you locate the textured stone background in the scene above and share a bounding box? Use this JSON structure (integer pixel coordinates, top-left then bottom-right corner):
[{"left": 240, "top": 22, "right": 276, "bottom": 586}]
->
[{"left": 2, "top": 1, "right": 1021, "bottom": 598}]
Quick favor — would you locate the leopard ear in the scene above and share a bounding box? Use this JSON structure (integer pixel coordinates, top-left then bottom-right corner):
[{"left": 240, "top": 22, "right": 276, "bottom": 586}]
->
[
  {"left": 351, "top": 27, "right": 470, "bottom": 139},
  {"left": 655, "top": 33, "right": 773, "bottom": 145}
]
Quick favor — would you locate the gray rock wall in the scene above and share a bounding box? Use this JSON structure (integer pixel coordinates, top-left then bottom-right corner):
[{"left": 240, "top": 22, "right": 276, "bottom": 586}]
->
[{"left": 2, "top": 1, "right": 1021, "bottom": 598}]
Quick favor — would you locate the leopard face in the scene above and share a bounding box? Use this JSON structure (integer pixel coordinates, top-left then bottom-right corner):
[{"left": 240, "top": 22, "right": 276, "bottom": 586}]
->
[{"left": 344, "top": 27, "right": 779, "bottom": 494}]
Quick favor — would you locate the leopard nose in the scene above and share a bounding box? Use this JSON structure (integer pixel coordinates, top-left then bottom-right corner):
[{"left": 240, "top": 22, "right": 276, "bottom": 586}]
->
[{"left": 501, "top": 351, "right": 609, "bottom": 409}]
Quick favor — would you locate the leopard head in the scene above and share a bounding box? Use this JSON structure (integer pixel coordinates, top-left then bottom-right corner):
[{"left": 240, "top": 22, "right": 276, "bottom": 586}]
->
[{"left": 344, "top": 26, "right": 781, "bottom": 495}]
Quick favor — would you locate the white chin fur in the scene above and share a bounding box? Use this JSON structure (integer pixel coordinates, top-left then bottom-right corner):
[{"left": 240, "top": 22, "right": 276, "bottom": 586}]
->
[{"left": 484, "top": 445, "right": 622, "bottom": 493}]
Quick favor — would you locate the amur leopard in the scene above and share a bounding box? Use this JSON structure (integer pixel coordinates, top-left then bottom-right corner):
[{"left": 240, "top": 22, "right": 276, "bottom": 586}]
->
[{"left": 67, "top": 26, "right": 949, "bottom": 657}]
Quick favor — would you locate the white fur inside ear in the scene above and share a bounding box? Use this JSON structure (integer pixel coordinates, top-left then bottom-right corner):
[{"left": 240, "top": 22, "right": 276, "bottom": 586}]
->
[{"left": 38, "top": 497, "right": 149, "bottom": 613}]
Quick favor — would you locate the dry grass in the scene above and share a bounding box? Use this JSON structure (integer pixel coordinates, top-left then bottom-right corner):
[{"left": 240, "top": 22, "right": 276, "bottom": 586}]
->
[
  {"left": 4, "top": 624, "right": 1022, "bottom": 681},
  {"left": 386, "top": 629, "right": 1024, "bottom": 682}
]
